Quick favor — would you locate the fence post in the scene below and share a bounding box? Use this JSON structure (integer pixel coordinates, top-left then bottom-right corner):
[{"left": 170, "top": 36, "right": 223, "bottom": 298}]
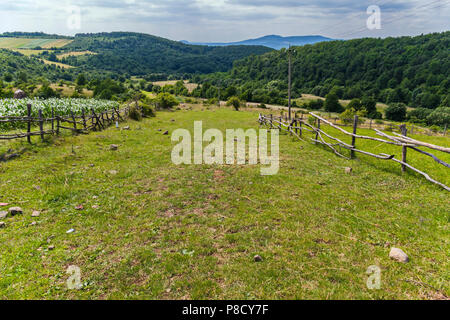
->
[
  {"left": 56, "top": 114, "right": 60, "bottom": 135},
  {"left": 51, "top": 107, "right": 55, "bottom": 134},
  {"left": 38, "top": 109, "right": 44, "bottom": 142},
  {"left": 351, "top": 115, "right": 358, "bottom": 159},
  {"left": 401, "top": 124, "right": 408, "bottom": 172},
  {"left": 27, "top": 104, "right": 32, "bottom": 144},
  {"left": 71, "top": 111, "right": 77, "bottom": 135},
  {"left": 82, "top": 108, "right": 87, "bottom": 130},
  {"left": 315, "top": 119, "right": 320, "bottom": 143},
  {"left": 444, "top": 124, "right": 448, "bottom": 136}
]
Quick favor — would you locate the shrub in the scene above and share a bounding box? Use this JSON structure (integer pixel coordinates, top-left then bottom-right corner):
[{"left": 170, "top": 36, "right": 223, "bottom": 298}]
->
[
  {"left": 426, "top": 107, "right": 450, "bottom": 127},
  {"left": 155, "top": 92, "right": 179, "bottom": 109},
  {"left": 128, "top": 105, "right": 142, "bottom": 121},
  {"left": 227, "top": 96, "right": 241, "bottom": 111},
  {"left": 324, "top": 93, "right": 344, "bottom": 113},
  {"left": 306, "top": 99, "right": 324, "bottom": 110},
  {"left": 385, "top": 103, "right": 407, "bottom": 122}
]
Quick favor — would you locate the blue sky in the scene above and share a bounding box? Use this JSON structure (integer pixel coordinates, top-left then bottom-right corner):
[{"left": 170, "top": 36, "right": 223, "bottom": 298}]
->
[{"left": 0, "top": 0, "right": 448, "bottom": 41}]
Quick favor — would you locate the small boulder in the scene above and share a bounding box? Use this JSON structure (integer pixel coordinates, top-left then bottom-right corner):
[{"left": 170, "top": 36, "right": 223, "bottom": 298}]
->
[
  {"left": 110, "top": 144, "right": 119, "bottom": 151},
  {"left": 0, "top": 211, "right": 9, "bottom": 219},
  {"left": 14, "top": 89, "right": 26, "bottom": 99},
  {"left": 123, "top": 126, "right": 130, "bottom": 130},
  {"left": 9, "top": 207, "right": 23, "bottom": 216},
  {"left": 31, "top": 211, "right": 41, "bottom": 217},
  {"left": 254, "top": 255, "right": 263, "bottom": 262},
  {"left": 389, "top": 247, "right": 409, "bottom": 263},
  {"left": 345, "top": 167, "right": 353, "bottom": 174},
  {"left": 48, "top": 245, "right": 55, "bottom": 251},
  {"left": 163, "top": 131, "right": 169, "bottom": 135}
]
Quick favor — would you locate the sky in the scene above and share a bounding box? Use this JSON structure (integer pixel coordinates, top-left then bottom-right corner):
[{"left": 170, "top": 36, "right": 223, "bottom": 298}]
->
[{"left": 0, "top": 0, "right": 449, "bottom": 42}]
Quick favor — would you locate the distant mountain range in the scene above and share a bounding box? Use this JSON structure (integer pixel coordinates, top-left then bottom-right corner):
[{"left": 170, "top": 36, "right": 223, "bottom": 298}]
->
[{"left": 181, "top": 35, "right": 334, "bottom": 50}]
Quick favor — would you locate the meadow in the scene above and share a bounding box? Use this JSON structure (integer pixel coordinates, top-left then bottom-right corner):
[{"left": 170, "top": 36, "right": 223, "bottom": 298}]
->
[
  {"left": 0, "top": 37, "right": 72, "bottom": 49},
  {"left": 0, "top": 105, "right": 448, "bottom": 299}
]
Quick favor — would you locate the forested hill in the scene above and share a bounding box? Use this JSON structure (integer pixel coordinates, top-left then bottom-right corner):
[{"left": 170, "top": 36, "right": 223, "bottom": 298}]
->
[
  {"left": 224, "top": 32, "right": 449, "bottom": 109},
  {"left": 61, "top": 32, "right": 273, "bottom": 76}
]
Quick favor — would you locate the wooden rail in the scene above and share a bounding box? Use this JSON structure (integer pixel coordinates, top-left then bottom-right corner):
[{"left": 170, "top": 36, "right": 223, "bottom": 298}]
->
[{"left": 258, "top": 113, "right": 450, "bottom": 191}]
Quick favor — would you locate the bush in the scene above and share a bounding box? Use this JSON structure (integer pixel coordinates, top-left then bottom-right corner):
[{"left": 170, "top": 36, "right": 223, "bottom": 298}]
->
[
  {"left": 155, "top": 92, "right": 179, "bottom": 109},
  {"left": 324, "top": 93, "right": 344, "bottom": 113},
  {"left": 306, "top": 99, "right": 324, "bottom": 110},
  {"left": 426, "top": 107, "right": 450, "bottom": 127},
  {"left": 385, "top": 103, "right": 407, "bottom": 122},
  {"left": 227, "top": 96, "right": 241, "bottom": 111},
  {"left": 128, "top": 105, "right": 142, "bottom": 121}
]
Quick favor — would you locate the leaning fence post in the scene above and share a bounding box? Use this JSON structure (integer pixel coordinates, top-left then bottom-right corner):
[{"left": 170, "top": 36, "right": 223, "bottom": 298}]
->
[
  {"left": 71, "top": 111, "right": 77, "bottom": 135},
  {"left": 38, "top": 109, "right": 44, "bottom": 142},
  {"left": 401, "top": 124, "right": 408, "bottom": 172},
  {"left": 82, "top": 108, "right": 87, "bottom": 130},
  {"left": 51, "top": 107, "right": 55, "bottom": 134},
  {"left": 351, "top": 115, "right": 358, "bottom": 159},
  {"left": 27, "top": 104, "right": 32, "bottom": 144}
]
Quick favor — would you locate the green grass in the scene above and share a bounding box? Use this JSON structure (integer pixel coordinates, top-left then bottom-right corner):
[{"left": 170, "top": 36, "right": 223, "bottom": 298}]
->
[{"left": 0, "top": 107, "right": 448, "bottom": 300}]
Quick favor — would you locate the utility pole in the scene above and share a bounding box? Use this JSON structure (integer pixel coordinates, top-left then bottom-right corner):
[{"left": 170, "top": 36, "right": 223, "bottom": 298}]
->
[{"left": 288, "top": 44, "right": 292, "bottom": 121}]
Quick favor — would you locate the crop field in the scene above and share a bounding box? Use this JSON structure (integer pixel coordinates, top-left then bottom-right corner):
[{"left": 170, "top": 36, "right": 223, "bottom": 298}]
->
[
  {"left": 0, "top": 105, "right": 448, "bottom": 299},
  {"left": 0, "top": 37, "right": 72, "bottom": 49},
  {"left": 0, "top": 98, "right": 118, "bottom": 130},
  {"left": 56, "top": 51, "right": 96, "bottom": 59}
]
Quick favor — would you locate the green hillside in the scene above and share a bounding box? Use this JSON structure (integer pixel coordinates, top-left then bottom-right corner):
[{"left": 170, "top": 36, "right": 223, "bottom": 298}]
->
[
  {"left": 208, "top": 32, "right": 449, "bottom": 110},
  {"left": 60, "top": 32, "right": 273, "bottom": 76}
]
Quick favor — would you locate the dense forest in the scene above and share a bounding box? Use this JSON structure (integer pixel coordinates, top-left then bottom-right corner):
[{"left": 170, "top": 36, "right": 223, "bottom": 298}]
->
[
  {"left": 61, "top": 32, "right": 273, "bottom": 76},
  {"left": 199, "top": 32, "right": 449, "bottom": 108}
]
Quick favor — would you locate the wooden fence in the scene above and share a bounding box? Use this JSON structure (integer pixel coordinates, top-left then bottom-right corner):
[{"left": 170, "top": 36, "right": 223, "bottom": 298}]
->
[
  {"left": 0, "top": 103, "right": 130, "bottom": 143},
  {"left": 259, "top": 113, "right": 450, "bottom": 191}
]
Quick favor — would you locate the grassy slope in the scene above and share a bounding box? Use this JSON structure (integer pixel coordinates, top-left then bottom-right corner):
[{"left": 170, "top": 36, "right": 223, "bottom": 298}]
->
[{"left": 0, "top": 107, "right": 448, "bottom": 300}]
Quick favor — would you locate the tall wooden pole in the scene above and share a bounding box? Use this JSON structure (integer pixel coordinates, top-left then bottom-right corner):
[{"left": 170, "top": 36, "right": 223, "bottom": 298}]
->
[{"left": 288, "top": 44, "right": 292, "bottom": 121}]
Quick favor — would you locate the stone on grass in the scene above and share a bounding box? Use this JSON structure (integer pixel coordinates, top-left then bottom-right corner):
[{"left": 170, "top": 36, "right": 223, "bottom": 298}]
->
[
  {"left": 0, "top": 221, "right": 5, "bottom": 228},
  {"left": 66, "top": 229, "right": 75, "bottom": 234},
  {"left": 163, "top": 131, "right": 169, "bottom": 135},
  {"left": 389, "top": 247, "right": 409, "bottom": 263},
  {"left": 14, "top": 89, "right": 26, "bottom": 99},
  {"left": 48, "top": 245, "right": 55, "bottom": 251},
  {"left": 110, "top": 144, "right": 119, "bottom": 151},
  {"left": 345, "top": 167, "right": 353, "bottom": 174},
  {"left": 32, "top": 211, "right": 41, "bottom": 217},
  {"left": 123, "top": 126, "right": 130, "bottom": 130},
  {"left": 109, "top": 170, "right": 118, "bottom": 175},
  {"left": 0, "top": 211, "right": 9, "bottom": 219},
  {"left": 9, "top": 207, "right": 23, "bottom": 216},
  {"left": 254, "top": 255, "right": 263, "bottom": 262}
]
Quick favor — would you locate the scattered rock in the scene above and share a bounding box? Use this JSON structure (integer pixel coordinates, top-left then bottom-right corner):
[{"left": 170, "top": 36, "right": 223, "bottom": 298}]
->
[
  {"left": 48, "top": 245, "right": 55, "bottom": 251},
  {"left": 389, "top": 247, "right": 409, "bottom": 263},
  {"left": 31, "top": 211, "right": 41, "bottom": 217},
  {"left": 123, "top": 126, "right": 130, "bottom": 130},
  {"left": 171, "top": 119, "right": 175, "bottom": 122},
  {"left": 157, "top": 129, "right": 162, "bottom": 132},
  {"left": 9, "top": 207, "right": 23, "bottom": 216},
  {"left": 14, "top": 89, "right": 26, "bottom": 99},
  {"left": 66, "top": 229, "right": 75, "bottom": 234},
  {"left": 163, "top": 130, "right": 169, "bottom": 135},
  {"left": 110, "top": 144, "right": 119, "bottom": 151},
  {"left": 0, "top": 211, "right": 9, "bottom": 219},
  {"left": 0, "top": 221, "right": 5, "bottom": 228},
  {"left": 345, "top": 167, "right": 353, "bottom": 174},
  {"left": 254, "top": 255, "right": 263, "bottom": 262},
  {"left": 109, "top": 170, "right": 118, "bottom": 175}
]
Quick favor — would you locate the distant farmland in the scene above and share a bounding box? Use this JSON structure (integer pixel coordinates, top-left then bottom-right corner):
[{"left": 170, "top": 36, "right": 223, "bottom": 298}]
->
[{"left": 0, "top": 37, "right": 72, "bottom": 49}]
